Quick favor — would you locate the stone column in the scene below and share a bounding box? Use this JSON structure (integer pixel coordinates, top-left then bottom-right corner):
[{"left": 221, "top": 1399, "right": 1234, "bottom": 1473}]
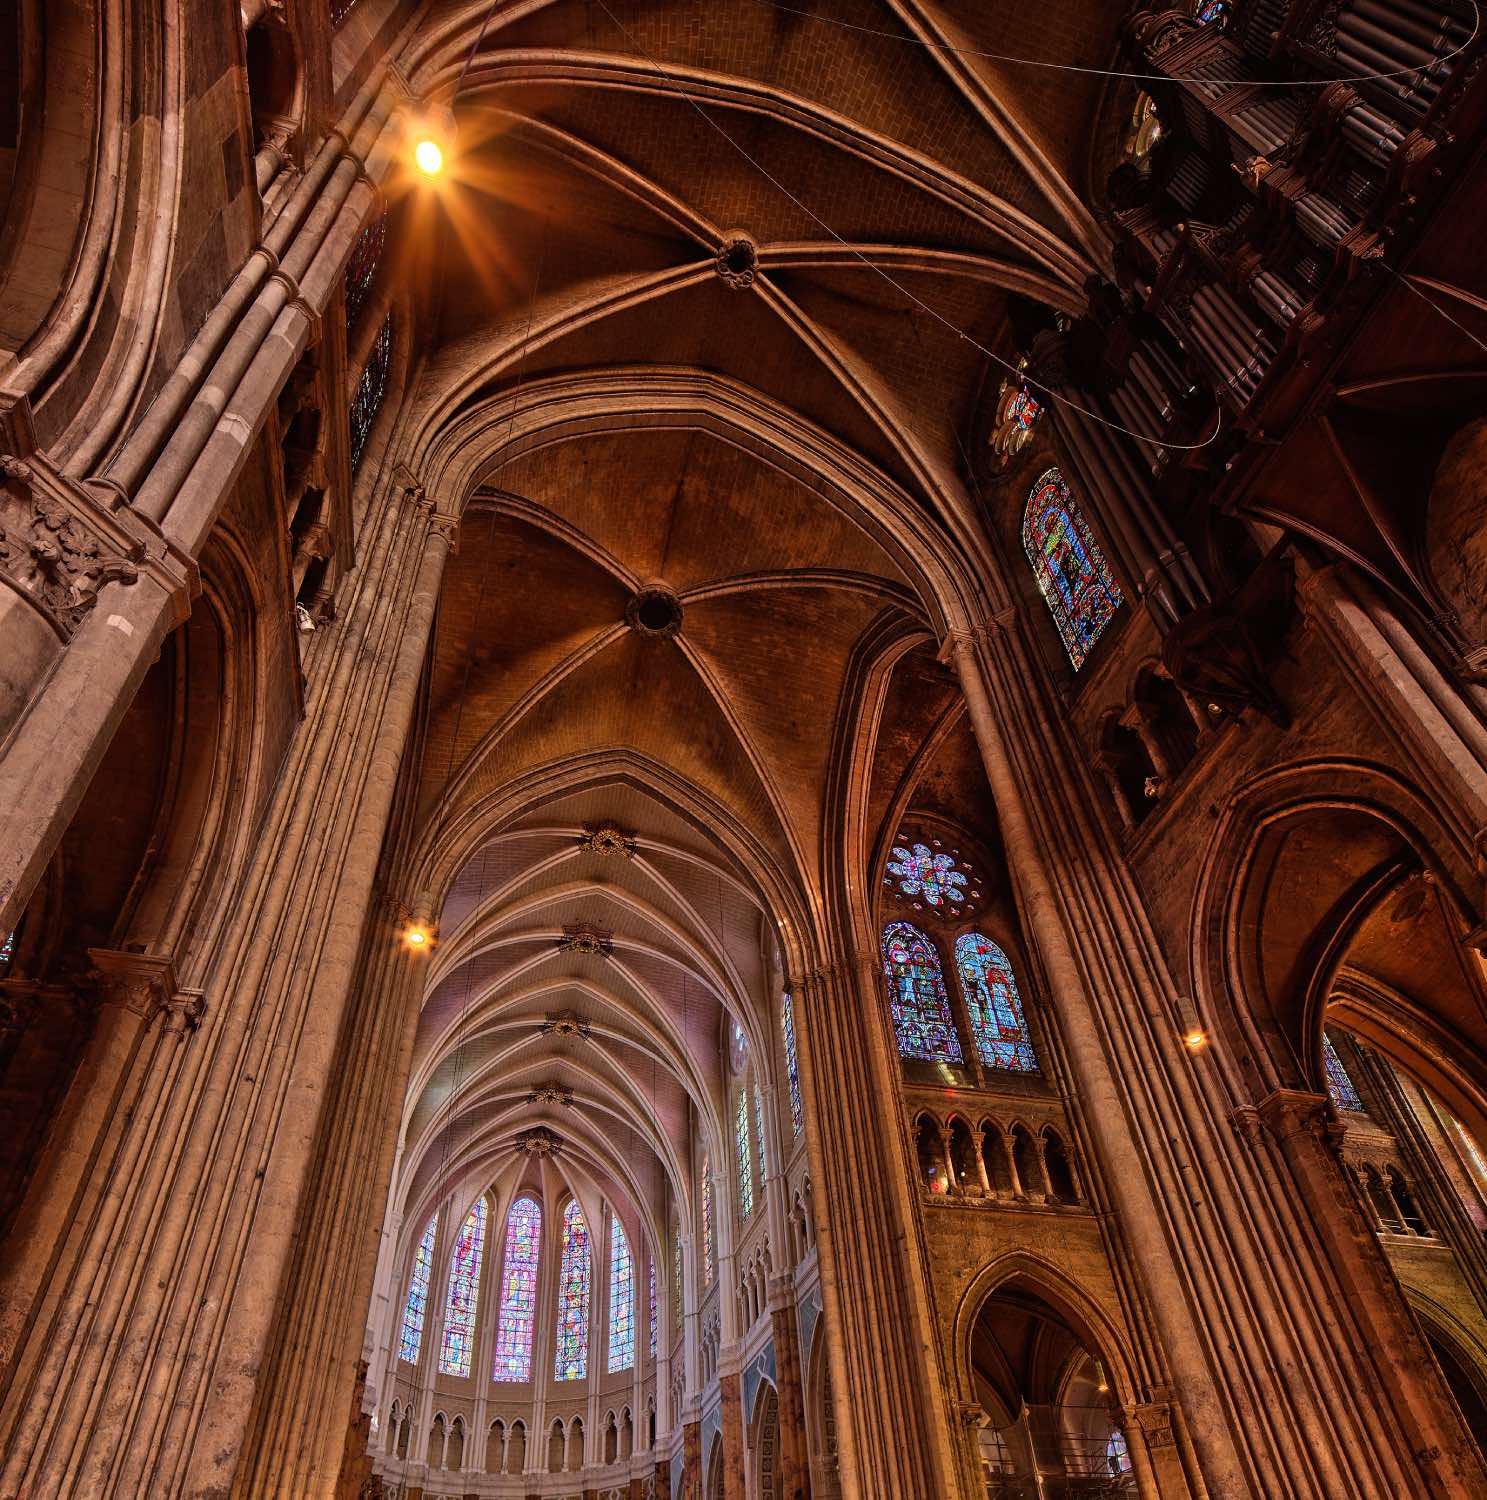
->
[
  {"left": 793, "top": 959, "right": 961, "bottom": 1497},
  {"left": 767, "top": 1278, "right": 811, "bottom": 1500},
  {"left": 0, "top": 481, "right": 457, "bottom": 1499},
  {"left": 971, "top": 1131, "right": 994, "bottom": 1199},
  {"left": 1236, "top": 1090, "right": 1479, "bottom": 1483},
  {"left": 719, "top": 1362, "right": 745, "bottom": 1500},
  {"left": 682, "top": 1416, "right": 701, "bottom": 1500}
]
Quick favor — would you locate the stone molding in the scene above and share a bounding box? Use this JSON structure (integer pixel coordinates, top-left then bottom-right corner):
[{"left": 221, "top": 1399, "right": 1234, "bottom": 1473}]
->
[
  {"left": 0, "top": 396, "right": 196, "bottom": 638},
  {"left": 85, "top": 948, "right": 206, "bottom": 1034}
]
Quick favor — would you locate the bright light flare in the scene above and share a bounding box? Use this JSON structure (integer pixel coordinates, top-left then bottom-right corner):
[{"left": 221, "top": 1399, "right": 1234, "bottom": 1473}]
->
[
  {"left": 404, "top": 923, "right": 432, "bottom": 951},
  {"left": 415, "top": 138, "right": 444, "bottom": 175},
  {"left": 1183, "top": 1028, "right": 1208, "bottom": 1051}
]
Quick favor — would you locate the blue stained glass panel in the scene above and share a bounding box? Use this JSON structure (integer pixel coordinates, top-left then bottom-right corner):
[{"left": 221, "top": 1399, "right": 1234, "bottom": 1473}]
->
[
  {"left": 397, "top": 1213, "right": 438, "bottom": 1365},
  {"left": 1323, "top": 1033, "right": 1363, "bottom": 1113},
  {"left": 1022, "top": 468, "right": 1123, "bottom": 670},
  {"left": 881, "top": 921, "right": 963, "bottom": 1064},
  {"left": 955, "top": 933, "right": 1039, "bottom": 1074},
  {"left": 701, "top": 1161, "right": 714, "bottom": 1286},
  {"left": 438, "top": 1198, "right": 487, "bottom": 1377},
  {"left": 555, "top": 1199, "right": 591, "bottom": 1380},
  {"left": 753, "top": 1082, "right": 767, "bottom": 1180},
  {"left": 349, "top": 315, "right": 392, "bottom": 470},
  {"left": 493, "top": 1196, "right": 541, "bottom": 1381},
  {"left": 344, "top": 211, "right": 386, "bottom": 329},
  {"left": 648, "top": 1254, "right": 657, "bottom": 1361},
  {"left": 886, "top": 842, "right": 968, "bottom": 906},
  {"left": 782, "top": 991, "right": 802, "bottom": 1137},
  {"left": 608, "top": 1215, "right": 634, "bottom": 1372},
  {"left": 735, "top": 1090, "right": 754, "bottom": 1219}
]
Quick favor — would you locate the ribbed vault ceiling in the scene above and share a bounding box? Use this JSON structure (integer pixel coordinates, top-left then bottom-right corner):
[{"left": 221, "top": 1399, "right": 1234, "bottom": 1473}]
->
[{"left": 388, "top": 0, "right": 1112, "bottom": 1264}]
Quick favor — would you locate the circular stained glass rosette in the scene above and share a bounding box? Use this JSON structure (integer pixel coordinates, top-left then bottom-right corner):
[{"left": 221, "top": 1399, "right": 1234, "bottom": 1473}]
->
[{"left": 886, "top": 843, "right": 969, "bottom": 906}]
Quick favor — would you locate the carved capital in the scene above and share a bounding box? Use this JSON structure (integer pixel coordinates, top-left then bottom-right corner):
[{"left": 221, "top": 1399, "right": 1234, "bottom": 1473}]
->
[
  {"left": 1254, "top": 1088, "right": 1341, "bottom": 1148},
  {"left": 427, "top": 511, "right": 459, "bottom": 549},
  {"left": 1131, "top": 1399, "right": 1175, "bottom": 1449},
  {"left": 86, "top": 949, "right": 191, "bottom": 1030}
]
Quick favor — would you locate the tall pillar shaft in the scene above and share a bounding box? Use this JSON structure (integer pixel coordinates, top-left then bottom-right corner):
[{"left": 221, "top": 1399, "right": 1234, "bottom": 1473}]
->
[{"left": 768, "top": 1284, "right": 811, "bottom": 1500}]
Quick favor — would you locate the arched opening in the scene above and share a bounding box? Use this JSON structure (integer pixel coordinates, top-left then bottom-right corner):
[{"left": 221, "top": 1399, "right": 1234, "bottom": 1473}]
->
[
  {"left": 914, "top": 1113, "right": 947, "bottom": 1194},
  {"left": 968, "top": 1277, "right": 1134, "bottom": 1494},
  {"left": 947, "top": 1115, "right": 980, "bottom": 1195},
  {"left": 446, "top": 1414, "right": 464, "bottom": 1470},
  {"left": 706, "top": 1433, "right": 725, "bottom": 1500},
  {"left": 1042, "top": 1129, "right": 1079, "bottom": 1205},
  {"left": 603, "top": 1410, "right": 617, "bottom": 1463},
  {"left": 567, "top": 1415, "right": 584, "bottom": 1471},
  {"left": 751, "top": 1381, "right": 780, "bottom": 1500},
  {"left": 547, "top": 1419, "right": 564, "bottom": 1473},
  {"left": 806, "top": 1336, "right": 842, "bottom": 1500},
  {"left": 486, "top": 1418, "right": 505, "bottom": 1474},
  {"left": 506, "top": 1419, "right": 526, "bottom": 1474},
  {"left": 243, "top": 17, "right": 300, "bottom": 154}
]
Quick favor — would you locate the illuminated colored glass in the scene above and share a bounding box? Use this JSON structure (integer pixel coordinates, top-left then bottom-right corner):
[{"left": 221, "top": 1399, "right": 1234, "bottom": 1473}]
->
[
  {"left": 648, "top": 1254, "right": 657, "bottom": 1361},
  {"left": 438, "top": 1198, "right": 487, "bottom": 1377},
  {"left": 782, "top": 991, "right": 802, "bottom": 1136},
  {"left": 608, "top": 1216, "right": 634, "bottom": 1372},
  {"left": 1006, "top": 385, "right": 1042, "bottom": 432},
  {"left": 0, "top": 928, "right": 14, "bottom": 975},
  {"left": 349, "top": 315, "right": 392, "bottom": 470},
  {"left": 1022, "top": 467, "right": 1123, "bottom": 670},
  {"left": 1323, "top": 1033, "right": 1363, "bottom": 1113},
  {"left": 397, "top": 1213, "right": 438, "bottom": 1365},
  {"left": 701, "top": 1160, "right": 714, "bottom": 1286},
  {"left": 881, "top": 921, "right": 963, "bottom": 1064},
  {"left": 344, "top": 211, "right": 387, "bottom": 329},
  {"left": 753, "top": 1082, "right": 767, "bottom": 1179},
  {"left": 955, "top": 934, "right": 1039, "bottom": 1074},
  {"left": 886, "top": 841, "right": 969, "bottom": 907},
  {"left": 735, "top": 1090, "right": 754, "bottom": 1219},
  {"left": 672, "top": 1225, "right": 683, "bottom": 1331},
  {"left": 1195, "top": 0, "right": 1228, "bottom": 23},
  {"left": 493, "top": 1196, "right": 541, "bottom": 1381},
  {"left": 1107, "top": 1429, "right": 1133, "bottom": 1474},
  {"left": 554, "top": 1199, "right": 591, "bottom": 1380}
]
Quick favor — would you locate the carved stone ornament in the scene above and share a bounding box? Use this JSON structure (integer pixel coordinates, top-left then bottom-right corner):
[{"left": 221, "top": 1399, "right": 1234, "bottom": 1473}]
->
[
  {"left": 515, "top": 1126, "right": 563, "bottom": 1156},
  {"left": 1132, "top": 1400, "right": 1176, "bottom": 1449},
  {"left": 526, "top": 1082, "right": 575, "bottom": 1107},
  {"left": 715, "top": 232, "right": 759, "bottom": 290},
  {"left": 1, "top": 466, "right": 141, "bottom": 638},
  {"left": 85, "top": 948, "right": 204, "bottom": 1035},
  {"left": 578, "top": 823, "right": 637, "bottom": 859},
  {"left": 539, "top": 1010, "right": 593, "bottom": 1039},
  {"left": 556, "top": 923, "right": 613, "bottom": 957}
]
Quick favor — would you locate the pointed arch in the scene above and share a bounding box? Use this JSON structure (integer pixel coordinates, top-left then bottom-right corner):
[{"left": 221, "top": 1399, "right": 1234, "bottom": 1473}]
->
[
  {"left": 954, "top": 933, "right": 1039, "bottom": 1074},
  {"left": 1022, "top": 467, "right": 1122, "bottom": 669},
  {"left": 781, "top": 989, "right": 803, "bottom": 1137},
  {"left": 439, "top": 1196, "right": 488, "bottom": 1376},
  {"left": 880, "top": 921, "right": 962, "bottom": 1063},
  {"left": 493, "top": 1195, "right": 542, "bottom": 1381}
]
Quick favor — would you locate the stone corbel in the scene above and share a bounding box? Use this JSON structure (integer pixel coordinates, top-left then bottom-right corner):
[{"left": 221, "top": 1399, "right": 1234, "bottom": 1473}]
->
[
  {"left": 0, "top": 396, "right": 196, "bottom": 637},
  {"left": 1131, "top": 1397, "right": 1176, "bottom": 1450},
  {"left": 86, "top": 948, "right": 207, "bottom": 1035}
]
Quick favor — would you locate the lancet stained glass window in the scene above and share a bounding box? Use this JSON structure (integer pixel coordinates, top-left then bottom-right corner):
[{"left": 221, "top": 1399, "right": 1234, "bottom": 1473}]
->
[
  {"left": 881, "top": 921, "right": 963, "bottom": 1064},
  {"left": 753, "top": 1082, "right": 768, "bottom": 1180},
  {"left": 782, "top": 991, "right": 803, "bottom": 1137},
  {"left": 735, "top": 1090, "right": 754, "bottom": 1219},
  {"left": 397, "top": 1213, "right": 438, "bottom": 1365},
  {"left": 493, "top": 1196, "right": 542, "bottom": 1381},
  {"left": 1323, "top": 1032, "right": 1363, "bottom": 1113},
  {"left": 438, "top": 1198, "right": 487, "bottom": 1377},
  {"left": 608, "top": 1216, "right": 634, "bottom": 1372},
  {"left": 1022, "top": 467, "right": 1122, "bottom": 670},
  {"left": 555, "top": 1199, "right": 591, "bottom": 1379},
  {"left": 349, "top": 314, "right": 392, "bottom": 470},
  {"left": 344, "top": 211, "right": 386, "bottom": 330},
  {"left": 673, "top": 1224, "right": 684, "bottom": 1331},
  {"left": 955, "top": 933, "right": 1039, "bottom": 1074},
  {"left": 648, "top": 1254, "right": 658, "bottom": 1361},
  {"left": 701, "top": 1159, "right": 714, "bottom": 1286}
]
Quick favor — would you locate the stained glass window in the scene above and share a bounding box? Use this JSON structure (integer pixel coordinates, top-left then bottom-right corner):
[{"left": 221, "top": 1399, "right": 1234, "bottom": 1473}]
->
[
  {"left": 0, "top": 929, "right": 14, "bottom": 976},
  {"left": 955, "top": 934, "right": 1039, "bottom": 1074},
  {"left": 555, "top": 1199, "right": 591, "bottom": 1380},
  {"left": 1022, "top": 468, "right": 1123, "bottom": 670},
  {"left": 1107, "top": 1429, "right": 1133, "bottom": 1474},
  {"left": 735, "top": 1091, "right": 754, "bottom": 1219},
  {"left": 397, "top": 1213, "right": 438, "bottom": 1365},
  {"left": 672, "top": 1224, "right": 683, "bottom": 1331},
  {"left": 991, "top": 371, "right": 1044, "bottom": 462},
  {"left": 1195, "top": 0, "right": 1228, "bottom": 23},
  {"left": 344, "top": 211, "right": 387, "bottom": 330},
  {"left": 438, "top": 1198, "right": 487, "bottom": 1377},
  {"left": 493, "top": 1196, "right": 541, "bottom": 1381},
  {"left": 648, "top": 1254, "right": 658, "bottom": 1361},
  {"left": 886, "top": 842, "right": 970, "bottom": 908},
  {"left": 349, "top": 314, "right": 392, "bottom": 470},
  {"left": 701, "top": 1160, "right": 714, "bottom": 1286},
  {"left": 881, "top": 921, "right": 963, "bottom": 1064},
  {"left": 753, "top": 1082, "right": 768, "bottom": 1180},
  {"left": 781, "top": 991, "right": 803, "bottom": 1138},
  {"left": 1323, "top": 1033, "right": 1363, "bottom": 1113},
  {"left": 608, "top": 1216, "right": 634, "bottom": 1372}
]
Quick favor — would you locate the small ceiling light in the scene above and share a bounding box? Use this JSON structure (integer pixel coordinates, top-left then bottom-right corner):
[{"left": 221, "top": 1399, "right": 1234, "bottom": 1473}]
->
[
  {"left": 404, "top": 923, "right": 431, "bottom": 950},
  {"left": 415, "top": 137, "right": 444, "bottom": 175},
  {"left": 1184, "top": 1028, "right": 1208, "bottom": 1051}
]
